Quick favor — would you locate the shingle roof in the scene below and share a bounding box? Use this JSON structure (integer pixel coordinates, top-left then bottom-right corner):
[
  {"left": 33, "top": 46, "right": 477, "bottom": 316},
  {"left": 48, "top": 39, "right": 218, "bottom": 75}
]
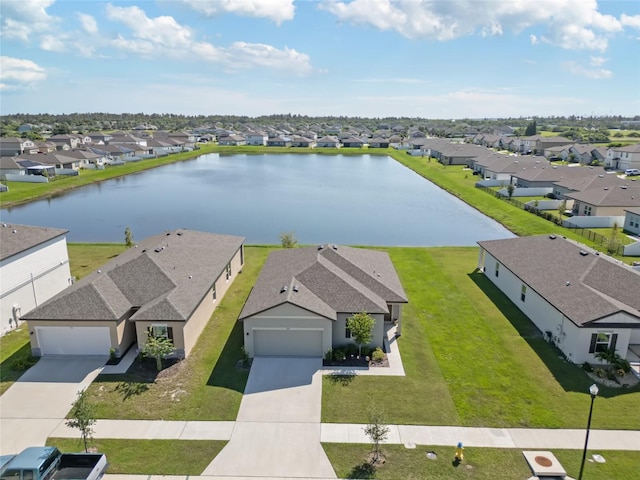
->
[
  {"left": 513, "top": 165, "right": 605, "bottom": 182},
  {"left": 23, "top": 229, "right": 244, "bottom": 323},
  {"left": 0, "top": 223, "right": 68, "bottom": 261},
  {"left": 564, "top": 185, "right": 640, "bottom": 207},
  {"left": 239, "top": 245, "right": 407, "bottom": 320},
  {"left": 477, "top": 235, "right": 640, "bottom": 326}
]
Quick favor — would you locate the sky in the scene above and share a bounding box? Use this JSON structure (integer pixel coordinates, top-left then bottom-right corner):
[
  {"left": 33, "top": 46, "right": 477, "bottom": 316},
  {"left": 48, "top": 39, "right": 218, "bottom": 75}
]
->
[{"left": 1, "top": 0, "right": 639, "bottom": 119}]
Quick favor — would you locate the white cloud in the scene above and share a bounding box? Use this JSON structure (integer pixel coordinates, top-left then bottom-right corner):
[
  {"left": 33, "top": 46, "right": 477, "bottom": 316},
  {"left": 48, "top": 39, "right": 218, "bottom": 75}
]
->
[
  {"left": 320, "top": 0, "right": 629, "bottom": 51},
  {"left": 105, "top": 4, "right": 312, "bottom": 74},
  {"left": 589, "top": 56, "right": 606, "bottom": 66},
  {"left": 0, "top": 56, "right": 47, "bottom": 90},
  {"left": 621, "top": 14, "right": 640, "bottom": 29},
  {"left": 181, "top": 0, "right": 295, "bottom": 25},
  {"left": 564, "top": 61, "right": 612, "bottom": 79},
  {"left": 77, "top": 13, "right": 98, "bottom": 34},
  {"left": 0, "top": 0, "right": 58, "bottom": 41},
  {"left": 40, "top": 34, "right": 67, "bottom": 52}
]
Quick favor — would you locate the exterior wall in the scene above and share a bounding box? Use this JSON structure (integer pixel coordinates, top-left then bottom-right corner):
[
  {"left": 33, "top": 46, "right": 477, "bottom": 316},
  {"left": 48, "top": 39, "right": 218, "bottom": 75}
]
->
[
  {"left": 624, "top": 211, "right": 640, "bottom": 235},
  {"left": 27, "top": 319, "right": 118, "bottom": 356},
  {"left": 630, "top": 329, "right": 640, "bottom": 344},
  {"left": 333, "top": 312, "right": 385, "bottom": 350},
  {"left": 243, "top": 303, "right": 333, "bottom": 358},
  {"left": 481, "top": 251, "right": 637, "bottom": 364},
  {"left": 134, "top": 246, "right": 243, "bottom": 357},
  {"left": 1, "top": 236, "right": 71, "bottom": 336}
]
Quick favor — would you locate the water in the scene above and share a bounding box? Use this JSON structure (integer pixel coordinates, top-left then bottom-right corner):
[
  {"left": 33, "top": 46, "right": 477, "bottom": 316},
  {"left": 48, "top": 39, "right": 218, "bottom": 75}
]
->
[{"left": 1, "top": 154, "right": 514, "bottom": 245}]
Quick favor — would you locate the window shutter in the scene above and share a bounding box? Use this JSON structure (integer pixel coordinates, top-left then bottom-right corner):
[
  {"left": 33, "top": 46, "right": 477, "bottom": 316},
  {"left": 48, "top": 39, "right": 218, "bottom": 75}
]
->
[
  {"left": 167, "top": 327, "right": 174, "bottom": 342},
  {"left": 610, "top": 333, "right": 618, "bottom": 352},
  {"left": 588, "top": 334, "right": 597, "bottom": 354}
]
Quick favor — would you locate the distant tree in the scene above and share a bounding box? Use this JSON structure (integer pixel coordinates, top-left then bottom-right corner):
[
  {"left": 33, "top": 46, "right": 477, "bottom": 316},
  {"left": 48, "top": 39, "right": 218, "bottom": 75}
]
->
[
  {"left": 364, "top": 406, "right": 389, "bottom": 463},
  {"left": 606, "top": 223, "right": 620, "bottom": 255},
  {"left": 279, "top": 231, "right": 298, "bottom": 248},
  {"left": 66, "top": 389, "right": 96, "bottom": 452},
  {"left": 558, "top": 199, "right": 567, "bottom": 218},
  {"left": 347, "top": 312, "right": 375, "bottom": 356},
  {"left": 141, "top": 329, "right": 175, "bottom": 371},
  {"left": 507, "top": 184, "right": 515, "bottom": 199},
  {"left": 52, "top": 123, "right": 70, "bottom": 135},
  {"left": 524, "top": 120, "right": 537, "bottom": 136},
  {"left": 124, "top": 227, "right": 134, "bottom": 248}
]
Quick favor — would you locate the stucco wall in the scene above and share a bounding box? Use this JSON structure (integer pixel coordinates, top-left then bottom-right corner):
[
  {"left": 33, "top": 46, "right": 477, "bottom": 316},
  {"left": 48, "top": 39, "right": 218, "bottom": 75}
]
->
[
  {"left": 1, "top": 236, "right": 71, "bottom": 336},
  {"left": 334, "top": 312, "right": 385, "bottom": 350},
  {"left": 242, "top": 303, "right": 333, "bottom": 358}
]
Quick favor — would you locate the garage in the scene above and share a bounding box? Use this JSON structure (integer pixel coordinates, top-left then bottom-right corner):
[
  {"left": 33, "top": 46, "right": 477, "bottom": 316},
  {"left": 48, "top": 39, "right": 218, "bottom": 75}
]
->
[
  {"left": 253, "top": 329, "right": 323, "bottom": 357},
  {"left": 36, "top": 326, "right": 111, "bottom": 355}
]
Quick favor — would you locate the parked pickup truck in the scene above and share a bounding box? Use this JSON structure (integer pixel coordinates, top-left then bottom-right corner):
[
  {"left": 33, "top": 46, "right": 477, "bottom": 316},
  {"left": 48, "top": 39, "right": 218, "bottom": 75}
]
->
[{"left": 0, "top": 447, "right": 107, "bottom": 480}]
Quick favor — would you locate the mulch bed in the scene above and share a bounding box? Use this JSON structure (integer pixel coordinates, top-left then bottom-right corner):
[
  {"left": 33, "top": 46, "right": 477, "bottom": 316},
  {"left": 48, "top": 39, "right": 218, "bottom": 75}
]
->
[{"left": 323, "top": 355, "right": 389, "bottom": 368}]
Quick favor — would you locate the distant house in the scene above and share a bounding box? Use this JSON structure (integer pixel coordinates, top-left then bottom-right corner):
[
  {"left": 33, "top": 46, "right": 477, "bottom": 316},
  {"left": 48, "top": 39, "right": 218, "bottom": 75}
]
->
[
  {"left": 239, "top": 245, "right": 407, "bottom": 358},
  {"left": 316, "top": 136, "right": 340, "bottom": 148},
  {"left": 245, "top": 131, "right": 268, "bottom": 146},
  {"left": 290, "top": 136, "right": 315, "bottom": 148},
  {"left": 23, "top": 230, "right": 245, "bottom": 357},
  {"left": 47, "top": 134, "right": 85, "bottom": 150},
  {"left": 623, "top": 207, "right": 640, "bottom": 235},
  {"left": 0, "top": 137, "right": 38, "bottom": 156},
  {"left": 369, "top": 137, "right": 390, "bottom": 148},
  {"left": 605, "top": 143, "right": 640, "bottom": 171},
  {"left": 1, "top": 224, "right": 72, "bottom": 337},
  {"left": 566, "top": 185, "right": 640, "bottom": 217},
  {"left": 477, "top": 235, "right": 640, "bottom": 365},
  {"left": 341, "top": 137, "right": 364, "bottom": 148},
  {"left": 218, "top": 135, "right": 247, "bottom": 146},
  {"left": 511, "top": 165, "right": 605, "bottom": 189},
  {"left": 266, "top": 136, "right": 291, "bottom": 147}
]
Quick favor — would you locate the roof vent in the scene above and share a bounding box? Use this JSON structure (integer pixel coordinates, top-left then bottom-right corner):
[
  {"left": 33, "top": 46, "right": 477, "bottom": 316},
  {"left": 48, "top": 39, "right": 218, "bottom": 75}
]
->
[
  {"left": 142, "top": 249, "right": 146, "bottom": 253},
  {"left": 166, "top": 232, "right": 171, "bottom": 236},
  {"left": 154, "top": 247, "right": 163, "bottom": 252},
  {"left": 621, "top": 185, "right": 627, "bottom": 189},
  {"left": 177, "top": 231, "right": 183, "bottom": 236},
  {"left": 280, "top": 285, "right": 288, "bottom": 293},
  {"left": 549, "top": 234, "right": 557, "bottom": 239},
  {"left": 598, "top": 174, "right": 604, "bottom": 178},
  {"left": 579, "top": 250, "right": 589, "bottom": 256},
  {"left": 566, "top": 281, "right": 571, "bottom": 286},
  {"left": 293, "top": 285, "right": 299, "bottom": 292},
  {"left": 97, "top": 269, "right": 102, "bottom": 273},
  {"left": 317, "top": 245, "right": 323, "bottom": 250},
  {"left": 188, "top": 275, "right": 192, "bottom": 279},
  {"left": 332, "top": 244, "right": 338, "bottom": 250}
]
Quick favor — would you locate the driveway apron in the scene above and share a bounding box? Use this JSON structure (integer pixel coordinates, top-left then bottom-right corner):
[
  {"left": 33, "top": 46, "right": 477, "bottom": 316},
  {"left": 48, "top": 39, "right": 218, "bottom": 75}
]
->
[
  {"left": 203, "top": 357, "right": 336, "bottom": 478},
  {"left": 0, "top": 356, "right": 106, "bottom": 455}
]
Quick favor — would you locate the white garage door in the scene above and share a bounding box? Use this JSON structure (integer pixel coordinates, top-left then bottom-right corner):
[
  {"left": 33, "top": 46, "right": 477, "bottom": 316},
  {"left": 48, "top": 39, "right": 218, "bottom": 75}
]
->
[
  {"left": 36, "top": 326, "right": 111, "bottom": 355},
  {"left": 254, "top": 329, "right": 323, "bottom": 357}
]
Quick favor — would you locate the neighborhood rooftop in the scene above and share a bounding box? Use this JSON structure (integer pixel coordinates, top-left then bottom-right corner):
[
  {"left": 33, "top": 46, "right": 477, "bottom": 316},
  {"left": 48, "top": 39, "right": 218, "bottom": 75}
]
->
[
  {"left": 0, "top": 223, "right": 68, "bottom": 261},
  {"left": 477, "top": 235, "right": 640, "bottom": 326}
]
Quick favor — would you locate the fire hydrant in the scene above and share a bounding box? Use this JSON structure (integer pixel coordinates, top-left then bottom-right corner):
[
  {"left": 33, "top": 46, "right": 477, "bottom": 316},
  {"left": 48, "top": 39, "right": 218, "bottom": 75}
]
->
[{"left": 454, "top": 442, "right": 464, "bottom": 463}]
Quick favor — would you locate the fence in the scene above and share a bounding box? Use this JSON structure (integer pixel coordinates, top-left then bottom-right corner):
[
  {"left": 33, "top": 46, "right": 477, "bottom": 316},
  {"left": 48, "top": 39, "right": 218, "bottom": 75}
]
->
[{"left": 475, "top": 183, "right": 626, "bottom": 256}]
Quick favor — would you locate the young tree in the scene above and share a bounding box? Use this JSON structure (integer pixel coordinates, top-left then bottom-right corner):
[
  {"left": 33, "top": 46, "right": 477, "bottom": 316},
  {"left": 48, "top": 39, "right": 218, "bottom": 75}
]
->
[
  {"left": 142, "top": 329, "right": 175, "bottom": 371},
  {"left": 364, "top": 406, "right": 389, "bottom": 463},
  {"left": 279, "top": 231, "right": 298, "bottom": 248},
  {"left": 506, "top": 184, "right": 515, "bottom": 200},
  {"left": 524, "top": 120, "right": 537, "bottom": 136},
  {"left": 558, "top": 199, "right": 567, "bottom": 219},
  {"left": 66, "top": 389, "right": 96, "bottom": 452},
  {"left": 124, "top": 227, "right": 134, "bottom": 248},
  {"left": 347, "top": 312, "right": 375, "bottom": 356},
  {"left": 606, "top": 223, "right": 620, "bottom": 255}
]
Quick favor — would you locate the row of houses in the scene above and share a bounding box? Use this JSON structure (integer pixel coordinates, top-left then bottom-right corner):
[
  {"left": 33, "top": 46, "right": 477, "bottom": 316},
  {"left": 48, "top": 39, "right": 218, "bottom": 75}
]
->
[{"left": 4, "top": 223, "right": 639, "bottom": 376}]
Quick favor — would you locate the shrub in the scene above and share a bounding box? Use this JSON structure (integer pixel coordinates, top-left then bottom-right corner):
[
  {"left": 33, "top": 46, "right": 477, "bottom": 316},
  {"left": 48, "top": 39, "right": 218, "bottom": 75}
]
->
[
  {"left": 372, "top": 347, "right": 385, "bottom": 362},
  {"left": 325, "top": 349, "right": 333, "bottom": 361},
  {"left": 12, "top": 351, "right": 38, "bottom": 371},
  {"left": 595, "top": 368, "right": 607, "bottom": 378},
  {"left": 582, "top": 362, "right": 593, "bottom": 372},
  {"left": 333, "top": 347, "right": 346, "bottom": 362},
  {"left": 360, "top": 346, "right": 373, "bottom": 357},
  {"left": 606, "top": 370, "right": 618, "bottom": 382},
  {"left": 346, "top": 343, "right": 358, "bottom": 356}
]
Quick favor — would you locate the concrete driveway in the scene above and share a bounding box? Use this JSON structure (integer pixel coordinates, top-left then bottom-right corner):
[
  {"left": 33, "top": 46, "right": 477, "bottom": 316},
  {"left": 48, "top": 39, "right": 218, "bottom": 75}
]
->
[
  {"left": 203, "top": 357, "right": 336, "bottom": 478},
  {"left": 0, "top": 356, "right": 106, "bottom": 455}
]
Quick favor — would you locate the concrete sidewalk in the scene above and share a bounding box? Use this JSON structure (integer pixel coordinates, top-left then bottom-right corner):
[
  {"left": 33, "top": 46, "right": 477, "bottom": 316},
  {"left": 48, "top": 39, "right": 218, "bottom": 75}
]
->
[{"left": 51, "top": 419, "right": 640, "bottom": 451}]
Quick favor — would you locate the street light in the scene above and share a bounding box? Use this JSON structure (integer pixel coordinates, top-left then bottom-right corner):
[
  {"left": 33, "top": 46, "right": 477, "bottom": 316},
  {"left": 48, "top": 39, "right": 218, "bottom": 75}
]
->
[{"left": 578, "top": 383, "right": 599, "bottom": 480}]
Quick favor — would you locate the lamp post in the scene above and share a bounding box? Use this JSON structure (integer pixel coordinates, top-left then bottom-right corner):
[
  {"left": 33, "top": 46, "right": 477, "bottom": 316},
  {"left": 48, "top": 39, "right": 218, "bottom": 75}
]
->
[{"left": 578, "top": 383, "right": 599, "bottom": 480}]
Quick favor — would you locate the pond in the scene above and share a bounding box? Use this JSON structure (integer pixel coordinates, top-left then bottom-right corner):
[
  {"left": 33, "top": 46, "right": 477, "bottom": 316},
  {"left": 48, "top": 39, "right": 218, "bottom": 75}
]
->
[{"left": 2, "top": 154, "right": 514, "bottom": 245}]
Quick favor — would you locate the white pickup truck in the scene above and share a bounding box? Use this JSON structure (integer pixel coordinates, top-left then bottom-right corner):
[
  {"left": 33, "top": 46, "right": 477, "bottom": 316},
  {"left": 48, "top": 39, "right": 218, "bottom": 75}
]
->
[{"left": 0, "top": 446, "right": 108, "bottom": 480}]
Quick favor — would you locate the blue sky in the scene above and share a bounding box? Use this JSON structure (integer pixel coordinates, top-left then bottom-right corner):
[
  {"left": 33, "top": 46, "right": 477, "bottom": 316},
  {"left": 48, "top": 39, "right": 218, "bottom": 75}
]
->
[{"left": 1, "top": 0, "right": 639, "bottom": 118}]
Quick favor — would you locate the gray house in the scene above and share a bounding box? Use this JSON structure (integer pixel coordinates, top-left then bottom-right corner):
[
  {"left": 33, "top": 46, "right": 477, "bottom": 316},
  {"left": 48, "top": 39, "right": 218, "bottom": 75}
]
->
[{"left": 239, "top": 245, "right": 408, "bottom": 358}]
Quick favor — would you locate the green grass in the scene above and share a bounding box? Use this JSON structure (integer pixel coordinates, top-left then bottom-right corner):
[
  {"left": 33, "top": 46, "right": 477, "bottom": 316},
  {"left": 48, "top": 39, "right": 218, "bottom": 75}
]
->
[
  {"left": 323, "top": 444, "right": 640, "bottom": 480},
  {"left": 46, "top": 438, "right": 225, "bottom": 475},
  {"left": 322, "top": 247, "right": 640, "bottom": 429},
  {"left": 67, "top": 243, "right": 128, "bottom": 280},
  {"left": 85, "top": 246, "right": 276, "bottom": 420}
]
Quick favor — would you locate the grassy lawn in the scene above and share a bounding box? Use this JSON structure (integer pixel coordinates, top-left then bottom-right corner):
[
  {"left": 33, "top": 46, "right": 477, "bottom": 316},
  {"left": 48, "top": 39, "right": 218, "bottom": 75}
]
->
[
  {"left": 323, "top": 444, "right": 640, "bottom": 480},
  {"left": 85, "top": 246, "right": 275, "bottom": 421},
  {"left": 46, "top": 438, "right": 225, "bottom": 475},
  {"left": 322, "top": 247, "right": 640, "bottom": 429},
  {"left": 0, "top": 242, "right": 127, "bottom": 395}
]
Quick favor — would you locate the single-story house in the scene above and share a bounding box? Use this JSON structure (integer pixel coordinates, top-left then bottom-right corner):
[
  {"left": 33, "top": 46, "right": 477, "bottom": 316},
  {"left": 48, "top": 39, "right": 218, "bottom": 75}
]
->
[
  {"left": 290, "top": 136, "right": 315, "bottom": 148},
  {"left": 477, "top": 235, "right": 640, "bottom": 365},
  {"left": 566, "top": 185, "right": 640, "bottom": 217},
  {"left": 23, "top": 229, "right": 245, "bottom": 357},
  {"left": 267, "top": 136, "right": 292, "bottom": 147},
  {"left": 316, "top": 136, "right": 340, "bottom": 148},
  {"left": 218, "top": 135, "right": 247, "bottom": 146},
  {"left": 1, "top": 224, "right": 72, "bottom": 336},
  {"left": 512, "top": 165, "right": 605, "bottom": 188},
  {"left": 368, "top": 137, "right": 390, "bottom": 148},
  {"left": 239, "top": 244, "right": 408, "bottom": 358},
  {"left": 341, "top": 137, "right": 364, "bottom": 148}
]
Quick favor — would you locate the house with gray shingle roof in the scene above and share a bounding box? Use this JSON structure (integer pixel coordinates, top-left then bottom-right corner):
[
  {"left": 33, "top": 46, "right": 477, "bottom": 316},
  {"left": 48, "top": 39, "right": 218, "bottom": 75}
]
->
[
  {"left": 0, "top": 223, "right": 72, "bottom": 337},
  {"left": 477, "top": 235, "right": 640, "bottom": 365},
  {"left": 565, "top": 185, "right": 640, "bottom": 217},
  {"left": 623, "top": 207, "right": 640, "bottom": 236},
  {"left": 239, "top": 245, "right": 407, "bottom": 358},
  {"left": 22, "top": 229, "right": 245, "bottom": 358}
]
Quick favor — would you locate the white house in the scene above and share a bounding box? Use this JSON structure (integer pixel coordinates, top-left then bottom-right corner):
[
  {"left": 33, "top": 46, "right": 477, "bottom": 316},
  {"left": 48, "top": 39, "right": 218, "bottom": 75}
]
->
[
  {"left": 624, "top": 207, "right": 640, "bottom": 236},
  {"left": 605, "top": 143, "right": 640, "bottom": 171},
  {"left": 0, "top": 224, "right": 72, "bottom": 336},
  {"left": 477, "top": 235, "right": 640, "bottom": 366}
]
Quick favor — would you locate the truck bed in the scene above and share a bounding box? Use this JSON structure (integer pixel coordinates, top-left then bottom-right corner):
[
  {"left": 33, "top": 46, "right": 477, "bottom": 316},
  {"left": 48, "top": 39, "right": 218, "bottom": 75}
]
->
[{"left": 51, "top": 454, "right": 107, "bottom": 480}]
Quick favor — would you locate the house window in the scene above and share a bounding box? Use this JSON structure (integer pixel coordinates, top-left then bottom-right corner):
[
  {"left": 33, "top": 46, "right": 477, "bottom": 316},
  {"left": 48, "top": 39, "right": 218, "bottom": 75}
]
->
[
  {"left": 212, "top": 284, "right": 217, "bottom": 301},
  {"left": 495, "top": 263, "right": 500, "bottom": 278},
  {"left": 150, "top": 324, "right": 174, "bottom": 343},
  {"left": 520, "top": 285, "right": 527, "bottom": 302},
  {"left": 589, "top": 332, "right": 617, "bottom": 354},
  {"left": 345, "top": 324, "right": 351, "bottom": 339},
  {"left": 226, "top": 263, "right": 232, "bottom": 280}
]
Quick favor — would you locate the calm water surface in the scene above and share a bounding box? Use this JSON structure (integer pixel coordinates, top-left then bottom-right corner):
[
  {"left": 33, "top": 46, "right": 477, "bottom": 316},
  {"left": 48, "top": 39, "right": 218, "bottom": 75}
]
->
[{"left": 2, "top": 154, "right": 514, "bottom": 245}]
